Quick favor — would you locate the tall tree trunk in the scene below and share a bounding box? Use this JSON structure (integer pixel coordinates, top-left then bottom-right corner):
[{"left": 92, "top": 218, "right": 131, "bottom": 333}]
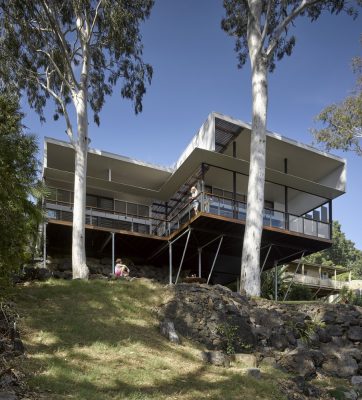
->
[
  {"left": 240, "top": 56, "right": 268, "bottom": 296},
  {"left": 72, "top": 89, "right": 89, "bottom": 279}
]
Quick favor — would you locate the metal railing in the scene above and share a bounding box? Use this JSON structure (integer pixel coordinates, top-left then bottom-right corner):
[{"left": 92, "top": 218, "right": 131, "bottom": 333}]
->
[
  {"left": 45, "top": 188, "right": 331, "bottom": 240},
  {"left": 284, "top": 273, "right": 346, "bottom": 289}
]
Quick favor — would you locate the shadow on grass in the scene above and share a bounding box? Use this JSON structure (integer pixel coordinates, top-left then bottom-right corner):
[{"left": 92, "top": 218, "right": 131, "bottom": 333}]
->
[{"left": 15, "top": 279, "right": 287, "bottom": 400}]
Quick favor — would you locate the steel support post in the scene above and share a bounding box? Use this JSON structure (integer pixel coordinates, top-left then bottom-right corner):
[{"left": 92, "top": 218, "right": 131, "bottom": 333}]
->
[
  {"left": 274, "top": 261, "right": 278, "bottom": 301},
  {"left": 43, "top": 223, "right": 47, "bottom": 269},
  {"left": 198, "top": 248, "right": 202, "bottom": 278},
  {"left": 169, "top": 242, "right": 173, "bottom": 285},
  {"left": 175, "top": 229, "right": 192, "bottom": 284},
  {"left": 284, "top": 158, "right": 289, "bottom": 230},
  {"left": 111, "top": 232, "right": 115, "bottom": 274},
  {"left": 207, "top": 236, "right": 223, "bottom": 284}
]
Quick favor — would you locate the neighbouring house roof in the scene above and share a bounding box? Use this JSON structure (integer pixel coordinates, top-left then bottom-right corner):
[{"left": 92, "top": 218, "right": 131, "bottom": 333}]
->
[{"left": 289, "top": 260, "right": 350, "bottom": 273}]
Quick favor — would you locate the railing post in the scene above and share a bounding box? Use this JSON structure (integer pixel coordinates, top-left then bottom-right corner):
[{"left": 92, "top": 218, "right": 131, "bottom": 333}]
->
[{"left": 328, "top": 200, "right": 333, "bottom": 240}]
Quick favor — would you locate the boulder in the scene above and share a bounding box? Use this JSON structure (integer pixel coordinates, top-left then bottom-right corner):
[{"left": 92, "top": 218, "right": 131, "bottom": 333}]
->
[
  {"left": 269, "top": 332, "right": 289, "bottom": 351},
  {"left": 160, "top": 320, "right": 180, "bottom": 344},
  {"left": 347, "top": 326, "right": 362, "bottom": 342},
  {"left": 351, "top": 375, "right": 362, "bottom": 387},
  {"left": 246, "top": 368, "right": 261, "bottom": 379},
  {"left": 322, "top": 355, "right": 358, "bottom": 378},
  {"left": 231, "top": 353, "right": 257, "bottom": 367},
  {"left": 200, "top": 351, "right": 230, "bottom": 367},
  {"left": 278, "top": 349, "right": 316, "bottom": 378}
]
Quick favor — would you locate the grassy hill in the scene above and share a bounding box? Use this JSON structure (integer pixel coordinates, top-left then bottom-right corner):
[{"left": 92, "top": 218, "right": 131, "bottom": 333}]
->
[{"left": 12, "top": 278, "right": 343, "bottom": 400}]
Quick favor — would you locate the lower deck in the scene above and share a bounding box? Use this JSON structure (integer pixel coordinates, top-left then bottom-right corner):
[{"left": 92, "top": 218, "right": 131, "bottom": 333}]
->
[{"left": 46, "top": 211, "right": 332, "bottom": 286}]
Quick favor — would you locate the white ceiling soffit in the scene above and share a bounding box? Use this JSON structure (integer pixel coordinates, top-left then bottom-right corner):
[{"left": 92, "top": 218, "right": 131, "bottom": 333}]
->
[{"left": 44, "top": 147, "right": 344, "bottom": 202}]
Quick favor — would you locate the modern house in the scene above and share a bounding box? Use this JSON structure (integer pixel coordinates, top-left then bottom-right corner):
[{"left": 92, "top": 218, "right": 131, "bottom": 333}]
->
[
  {"left": 42, "top": 112, "right": 346, "bottom": 285},
  {"left": 283, "top": 260, "right": 350, "bottom": 300}
]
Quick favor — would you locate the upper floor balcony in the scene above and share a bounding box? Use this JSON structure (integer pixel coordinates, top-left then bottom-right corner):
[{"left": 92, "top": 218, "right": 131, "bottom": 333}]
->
[{"left": 45, "top": 187, "right": 332, "bottom": 240}]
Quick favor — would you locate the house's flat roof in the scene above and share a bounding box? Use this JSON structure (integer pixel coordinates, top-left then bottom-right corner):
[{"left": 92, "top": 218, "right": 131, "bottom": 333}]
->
[{"left": 43, "top": 112, "right": 346, "bottom": 202}]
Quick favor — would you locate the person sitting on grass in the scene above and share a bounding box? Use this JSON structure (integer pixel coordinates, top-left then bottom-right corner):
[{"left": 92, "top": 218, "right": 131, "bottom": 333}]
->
[{"left": 114, "top": 258, "right": 130, "bottom": 278}]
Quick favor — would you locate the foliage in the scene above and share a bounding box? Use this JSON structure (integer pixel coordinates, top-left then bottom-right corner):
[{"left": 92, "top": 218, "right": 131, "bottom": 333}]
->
[
  {"left": 288, "top": 285, "right": 313, "bottom": 301},
  {"left": 313, "top": 37, "right": 362, "bottom": 155},
  {"left": 0, "top": 0, "right": 154, "bottom": 125},
  {"left": 286, "top": 316, "right": 325, "bottom": 345},
  {"left": 0, "top": 94, "right": 42, "bottom": 285},
  {"left": 261, "top": 266, "right": 287, "bottom": 300},
  {"left": 305, "top": 221, "right": 362, "bottom": 278},
  {"left": 221, "top": 1, "right": 359, "bottom": 73},
  {"left": 216, "top": 322, "right": 252, "bottom": 355},
  {"left": 0, "top": 0, "right": 154, "bottom": 278},
  {"left": 335, "top": 285, "right": 362, "bottom": 306}
]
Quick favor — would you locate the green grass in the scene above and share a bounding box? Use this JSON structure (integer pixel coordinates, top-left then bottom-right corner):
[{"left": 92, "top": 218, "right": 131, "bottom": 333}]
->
[{"left": 14, "top": 278, "right": 289, "bottom": 400}]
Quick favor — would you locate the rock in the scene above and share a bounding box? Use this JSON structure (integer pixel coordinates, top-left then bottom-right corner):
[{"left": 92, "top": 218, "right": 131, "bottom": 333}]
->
[
  {"left": 58, "top": 260, "right": 71, "bottom": 272},
  {"left": 35, "top": 268, "right": 52, "bottom": 281},
  {"left": 0, "top": 392, "right": 18, "bottom": 400},
  {"left": 322, "top": 355, "right": 358, "bottom": 378},
  {"left": 0, "top": 339, "right": 6, "bottom": 353},
  {"left": 318, "top": 328, "right": 332, "bottom": 343},
  {"left": 12, "top": 338, "right": 24, "bottom": 354},
  {"left": 259, "top": 356, "right": 277, "bottom": 368},
  {"left": 231, "top": 353, "right": 257, "bottom": 367},
  {"left": 269, "top": 332, "right": 289, "bottom": 351},
  {"left": 201, "top": 351, "right": 230, "bottom": 367},
  {"left": 351, "top": 375, "right": 362, "bottom": 386},
  {"left": 246, "top": 368, "right": 260, "bottom": 379},
  {"left": 342, "top": 389, "right": 358, "bottom": 400},
  {"left": 278, "top": 349, "right": 316, "bottom": 378},
  {"left": 326, "top": 325, "right": 344, "bottom": 337},
  {"left": 160, "top": 320, "right": 180, "bottom": 344},
  {"left": 347, "top": 326, "right": 362, "bottom": 342}
]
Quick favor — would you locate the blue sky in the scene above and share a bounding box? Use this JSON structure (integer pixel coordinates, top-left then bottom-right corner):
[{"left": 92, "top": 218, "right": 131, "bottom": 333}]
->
[{"left": 22, "top": 0, "right": 361, "bottom": 249}]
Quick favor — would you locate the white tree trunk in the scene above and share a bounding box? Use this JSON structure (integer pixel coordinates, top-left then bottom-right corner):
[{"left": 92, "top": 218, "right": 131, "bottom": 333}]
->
[
  {"left": 72, "top": 90, "right": 89, "bottom": 279},
  {"left": 240, "top": 59, "right": 268, "bottom": 296}
]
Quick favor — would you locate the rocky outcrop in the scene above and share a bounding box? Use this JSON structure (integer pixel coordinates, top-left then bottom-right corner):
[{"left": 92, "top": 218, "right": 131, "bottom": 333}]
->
[
  {"left": 159, "top": 283, "right": 362, "bottom": 379},
  {"left": 18, "top": 257, "right": 168, "bottom": 283}
]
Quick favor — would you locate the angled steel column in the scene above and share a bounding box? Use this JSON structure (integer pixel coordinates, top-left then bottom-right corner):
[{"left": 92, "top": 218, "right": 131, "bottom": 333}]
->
[
  {"left": 175, "top": 229, "right": 192, "bottom": 284},
  {"left": 169, "top": 241, "right": 173, "bottom": 285},
  {"left": 207, "top": 236, "right": 224, "bottom": 284},
  {"left": 283, "top": 251, "right": 305, "bottom": 301},
  {"left": 260, "top": 244, "right": 273, "bottom": 276}
]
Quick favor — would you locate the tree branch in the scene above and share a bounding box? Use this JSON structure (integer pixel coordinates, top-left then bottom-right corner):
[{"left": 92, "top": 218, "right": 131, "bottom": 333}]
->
[
  {"left": 39, "top": 0, "right": 80, "bottom": 90},
  {"left": 260, "top": 0, "right": 273, "bottom": 50},
  {"left": 266, "top": 0, "right": 321, "bottom": 58},
  {"left": 88, "top": 0, "right": 103, "bottom": 43},
  {"left": 36, "top": 49, "right": 75, "bottom": 95}
]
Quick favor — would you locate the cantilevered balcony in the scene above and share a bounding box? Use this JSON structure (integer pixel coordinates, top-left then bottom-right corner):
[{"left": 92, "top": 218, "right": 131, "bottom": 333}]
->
[{"left": 45, "top": 187, "right": 332, "bottom": 241}]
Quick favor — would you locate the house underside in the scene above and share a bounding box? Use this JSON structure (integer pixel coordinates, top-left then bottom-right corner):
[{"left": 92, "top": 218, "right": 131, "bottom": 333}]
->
[{"left": 43, "top": 112, "right": 345, "bottom": 286}]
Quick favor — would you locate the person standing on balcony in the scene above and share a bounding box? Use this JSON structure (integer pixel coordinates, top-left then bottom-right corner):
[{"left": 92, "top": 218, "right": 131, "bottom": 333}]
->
[{"left": 189, "top": 186, "right": 199, "bottom": 215}]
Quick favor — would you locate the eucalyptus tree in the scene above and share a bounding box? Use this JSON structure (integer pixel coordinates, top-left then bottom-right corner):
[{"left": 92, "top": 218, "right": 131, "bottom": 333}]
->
[
  {"left": 0, "top": 0, "right": 154, "bottom": 279},
  {"left": 313, "top": 43, "right": 362, "bottom": 155},
  {"left": 222, "top": 0, "right": 360, "bottom": 296}
]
